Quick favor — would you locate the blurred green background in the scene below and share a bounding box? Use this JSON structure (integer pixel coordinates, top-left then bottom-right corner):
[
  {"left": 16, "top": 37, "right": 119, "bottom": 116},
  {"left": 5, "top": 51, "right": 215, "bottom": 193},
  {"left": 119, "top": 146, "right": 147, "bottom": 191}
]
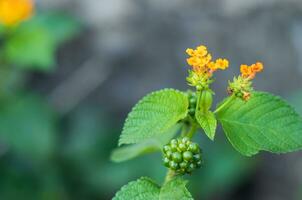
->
[{"left": 0, "top": 0, "right": 302, "bottom": 200}]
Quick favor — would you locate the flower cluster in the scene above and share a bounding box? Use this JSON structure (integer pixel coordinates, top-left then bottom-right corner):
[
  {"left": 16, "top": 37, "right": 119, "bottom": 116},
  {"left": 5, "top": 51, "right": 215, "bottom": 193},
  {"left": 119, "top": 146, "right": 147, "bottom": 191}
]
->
[
  {"left": 0, "top": 0, "right": 34, "bottom": 26},
  {"left": 240, "top": 62, "right": 263, "bottom": 80},
  {"left": 185, "top": 44, "right": 264, "bottom": 101},
  {"left": 228, "top": 62, "right": 264, "bottom": 101},
  {"left": 186, "top": 45, "right": 229, "bottom": 89},
  {"left": 228, "top": 76, "right": 253, "bottom": 101},
  {"left": 163, "top": 137, "right": 202, "bottom": 174}
]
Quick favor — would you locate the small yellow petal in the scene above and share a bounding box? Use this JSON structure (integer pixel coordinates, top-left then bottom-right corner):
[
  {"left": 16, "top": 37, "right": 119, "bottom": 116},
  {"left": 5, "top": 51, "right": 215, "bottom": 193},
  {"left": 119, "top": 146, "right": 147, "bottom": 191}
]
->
[
  {"left": 252, "top": 62, "right": 263, "bottom": 73},
  {"left": 215, "top": 58, "right": 229, "bottom": 70},
  {"left": 195, "top": 45, "right": 208, "bottom": 57},
  {"left": 240, "top": 64, "right": 251, "bottom": 77},
  {"left": 187, "top": 57, "right": 201, "bottom": 66},
  {"left": 186, "top": 48, "right": 195, "bottom": 56},
  {"left": 207, "top": 61, "right": 217, "bottom": 70}
]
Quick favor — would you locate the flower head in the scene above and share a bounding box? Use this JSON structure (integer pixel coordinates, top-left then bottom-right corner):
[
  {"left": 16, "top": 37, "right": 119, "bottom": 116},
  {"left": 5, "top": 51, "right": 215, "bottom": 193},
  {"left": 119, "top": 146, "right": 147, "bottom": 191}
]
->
[
  {"left": 208, "top": 58, "right": 229, "bottom": 71},
  {"left": 240, "top": 62, "right": 263, "bottom": 80},
  {"left": 0, "top": 0, "right": 34, "bottom": 26},
  {"left": 186, "top": 44, "right": 229, "bottom": 89},
  {"left": 251, "top": 62, "right": 264, "bottom": 72},
  {"left": 229, "top": 62, "right": 264, "bottom": 101}
]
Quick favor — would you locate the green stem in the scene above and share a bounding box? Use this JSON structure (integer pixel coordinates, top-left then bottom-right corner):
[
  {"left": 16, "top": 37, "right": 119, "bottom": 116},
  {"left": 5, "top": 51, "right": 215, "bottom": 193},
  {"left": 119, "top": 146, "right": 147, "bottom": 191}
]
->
[
  {"left": 180, "top": 123, "right": 188, "bottom": 137},
  {"left": 195, "top": 90, "right": 202, "bottom": 112},
  {"left": 214, "top": 95, "right": 235, "bottom": 114},
  {"left": 186, "top": 123, "right": 197, "bottom": 139},
  {"left": 164, "top": 169, "right": 175, "bottom": 184}
]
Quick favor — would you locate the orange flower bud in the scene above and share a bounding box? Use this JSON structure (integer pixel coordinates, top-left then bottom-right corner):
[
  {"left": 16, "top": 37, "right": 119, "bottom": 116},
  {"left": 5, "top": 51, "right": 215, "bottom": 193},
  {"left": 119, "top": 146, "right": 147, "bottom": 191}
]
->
[
  {"left": 251, "top": 62, "right": 263, "bottom": 73},
  {"left": 195, "top": 45, "right": 208, "bottom": 57},
  {"left": 187, "top": 57, "right": 201, "bottom": 67},
  {"left": 186, "top": 48, "right": 195, "bottom": 56},
  {"left": 240, "top": 64, "right": 251, "bottom": 77},
  {"left": 243, "top": 92, "right": 251, "bottom": 101},
  {"left": 215, "top": 58, "right": 229, "bottom": 70},
  {"left": 207, "top": 61, "right": 217, "bottom": 70}
]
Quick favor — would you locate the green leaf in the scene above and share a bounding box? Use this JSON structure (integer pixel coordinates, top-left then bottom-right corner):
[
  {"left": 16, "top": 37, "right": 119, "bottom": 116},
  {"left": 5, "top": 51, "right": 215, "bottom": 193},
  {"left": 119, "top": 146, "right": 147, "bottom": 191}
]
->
[
  {"left": 3, "top": 25, "right": 56, "bottom": 71},
  {"left": 196, "top": 110, "right": 217, "bottom": 140},
  {"left": 216, "top": 92, "right": 302, "bottom": 156},
  {"left": 111, "top": 124, "right": 180, "bottom": 162},
  {"left": 2, "top": 12, "right": 80, "bottom": 71},
  {"left": 113, "top": 177, "right": 160, "bottom": 200},
  {"left": 111, "top": 141, "right": 159, "bottom": 163},
  {"left": 113, "top": 177, "right": 193, "bottom": 200},
  {"left": 0, "top": 93, "right": 56, "bottom": 160},
  {"left": 29, "top": 12, "right": 81, "bottom": 44},
  {"left": 159, "top": 178, "right": 193, "bottom": 200},
  {"left": 119, "top": 89, "right": 188, "bottom": 145}
]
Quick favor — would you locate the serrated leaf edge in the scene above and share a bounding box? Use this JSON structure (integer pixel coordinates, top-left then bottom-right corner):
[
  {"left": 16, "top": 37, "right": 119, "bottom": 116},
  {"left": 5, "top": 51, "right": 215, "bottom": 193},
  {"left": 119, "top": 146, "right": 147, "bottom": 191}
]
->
[
  {"left": 113, "top": 177, "right": 160, "bottom": 200},
  {"left": 217, "top": 91, "right": 302, "bottom": 156},
  {"left": 118, "top": 88, "right": 188, "bottom": 146}
]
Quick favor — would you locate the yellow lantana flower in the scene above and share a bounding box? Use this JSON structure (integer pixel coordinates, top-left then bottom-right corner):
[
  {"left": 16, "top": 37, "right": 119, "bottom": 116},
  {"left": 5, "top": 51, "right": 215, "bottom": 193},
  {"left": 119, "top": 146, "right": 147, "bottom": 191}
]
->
[
  {"left": 186, "top": 44, "right": 229, "bottom": 77},
  {"left": 215, "top": 58, "right": 229, "bottom": 70},
  {"left": 186, "top": 44, "right": 229, "bottom": 89},
  {"left": 208, "top": 58, "right": 229, "bottom": 71},
  {"left": 251, "top": 62, "right": 263, "bottom": 73},
  {"left": 240, "top": 64, "right": 252, "bottom": 78},
  {"left": 0, "top": 0, "right": 34, "bottom": 26},
  {"left": 240, "top": 62, "right": 264, "bottom": 79}
]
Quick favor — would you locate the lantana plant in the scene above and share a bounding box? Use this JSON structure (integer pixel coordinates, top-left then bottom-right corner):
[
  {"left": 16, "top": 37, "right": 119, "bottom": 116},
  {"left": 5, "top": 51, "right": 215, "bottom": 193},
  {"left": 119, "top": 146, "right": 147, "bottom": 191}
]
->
[{"left": 111, "top": 44, "right": 302, "bottom": 199}]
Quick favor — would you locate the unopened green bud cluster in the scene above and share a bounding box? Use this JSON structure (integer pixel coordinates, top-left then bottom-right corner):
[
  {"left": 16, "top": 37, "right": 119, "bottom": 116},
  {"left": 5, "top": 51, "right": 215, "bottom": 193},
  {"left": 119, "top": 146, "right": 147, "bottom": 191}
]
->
[
  {"left": 186, "top": 71, "right": 214, "bottom": 90},
  {"left": 162, "top": 137, "right": 202, "bottom": 174},
  {"left": 228, "top": 76, "right": 253, "bottom": 101},
  {"left": 188, "top": 92, "right": 197, "bottom": 117}
]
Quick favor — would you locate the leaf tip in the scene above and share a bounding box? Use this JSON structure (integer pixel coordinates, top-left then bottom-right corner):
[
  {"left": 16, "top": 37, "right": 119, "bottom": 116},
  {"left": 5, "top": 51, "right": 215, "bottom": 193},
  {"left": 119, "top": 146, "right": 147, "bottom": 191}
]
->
[
  {"left": 109, "top": 150, "right": 120, "bottom": 163},
  {"left": 209, "top": 136, "right": 215, "bottom": 141}
]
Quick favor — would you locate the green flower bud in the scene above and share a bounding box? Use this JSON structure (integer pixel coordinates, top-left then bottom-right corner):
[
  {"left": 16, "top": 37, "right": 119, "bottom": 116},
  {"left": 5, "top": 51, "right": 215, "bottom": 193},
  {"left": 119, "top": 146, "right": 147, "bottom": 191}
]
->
[
  {"left": 236, "top": 92, "right": 243, "bottom": 97},
  {"left": 163, "top": 145, "right": 171, "bottom": 152},
  {"left": 182, "top": 137, "right": 190, "bottom": 143},
  {"left": 190, "top": 92, "right": 196, "bottom": 99},
  {"left": 170, "top": 139, "right": 178, "bottom": 145},
  {"left": 183, "top": 151, "right": 193, "bottom": 161},
  {"left": 162, "top": 137, "right": 203, "bottom": 174},
  {"left": 170, "top": 143, "right": 178, "bottom": 151},
  {"left": 188, "top": 163, "right": 196, "bottom": 171},
  {"left": 172, "top": 152, "right": 182, "bottom": 163},
  {"left": 179, "top": 162, "right": 188, "bottom": 169},
  {"left": 188, "top": 143, "right": 199, "bottom": 154},
  {"left": 169, "top": 161, "right": 179, "bottom": 170},
  {"left": 178, "top": 143, "right": 187, "bottom": 151},
  {"left": 189, "top": 108, "right": 195, "bottom": 116},
  {"left": 166, "top": 151, "right": 172, "bottom": 159},
  {"left": 200, "top": 90, "right": 213, "bottom": 111},
  {"left": 163, "top": 157, "right": 170, "bottom": 167},
  {"left": 193, "top": 154, "right": 201, "bottom": 161},
  {"left": 189, "top": 97, "right": 197, "bottom": 105}
]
